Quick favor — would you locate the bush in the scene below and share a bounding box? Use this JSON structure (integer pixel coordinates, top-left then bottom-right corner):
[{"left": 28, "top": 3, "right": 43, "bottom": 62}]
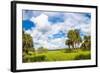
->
[
  {"left": 74, "top": 53, "right": 91, "bottom": 60},
  {"left": 23, "top": 56, "right": 29, "bottom": 63},
  {"left": 30, "top": 55, "right": 47, "bottom": 62},
  {"left": 23, "top": 55, "right": 47, "bottom": 62}
]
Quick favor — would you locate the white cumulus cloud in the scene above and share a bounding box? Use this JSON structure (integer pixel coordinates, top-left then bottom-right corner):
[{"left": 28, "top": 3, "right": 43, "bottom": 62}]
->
[{"left": 24, "top": 12, "right": 91, "bottom": 50}]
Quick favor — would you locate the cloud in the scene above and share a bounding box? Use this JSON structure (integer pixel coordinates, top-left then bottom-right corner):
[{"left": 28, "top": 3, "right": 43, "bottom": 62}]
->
[
  {"left": 80, "top": 24, "right": 91, "bottom": 35},
  {"left": 23, "top": 10, "right": 91, "bottom": 50},
  {"left": 31, "top": 13, "right": 52, "bottom": 34},
  {"left": 34, "top": 14, "right": 50, "bottom": 29},
  {"left": 64, "top": 13, "right": 91, "bottom": 24},
  {"left": 22, "top": 10, "right": 33, "bottom": 20},
  {"left": 47, "top": 12, "right": 65, "bottom": 24}
]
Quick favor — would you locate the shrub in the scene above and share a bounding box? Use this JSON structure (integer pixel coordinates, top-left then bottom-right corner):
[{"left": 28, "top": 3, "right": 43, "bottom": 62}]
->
[
  {"left": 23, "top": 56, "right": 29, "bottom": 63},
  {"left": 74, "top": 53, "right": 91, "bottom": 60},
  {"left": 30, "top": 55, "right": 47, "bottom": 62},
  {"left": 23, "top": 55, "right": 47, "bottom": 62}
]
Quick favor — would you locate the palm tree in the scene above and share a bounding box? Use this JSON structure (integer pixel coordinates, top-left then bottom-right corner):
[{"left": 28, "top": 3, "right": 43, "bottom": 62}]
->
[
  {"left": 65, "top": 39, "right": 71, "bottom": 49},
  {"left": 67, "top": 30, "right": 75, "bottom": 49},
  {"left": 74, "top": 29, "right": 82, "bottom": 48},
  {"left": 84, "top": 36, "right": 91, "bottom": 49},
  {"left": 66, "top": 29, "right": 82, "bottom": 49},
  {"left": 22, "top": 30, "right": 34, "bottom": 54},
  {"left": 81, "top": 36, "right": 91, "bottom": 50}
]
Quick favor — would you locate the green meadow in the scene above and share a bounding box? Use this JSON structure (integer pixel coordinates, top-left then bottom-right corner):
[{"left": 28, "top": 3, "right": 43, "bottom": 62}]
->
[
  {"left": 22, "top": 29, "right": 91, "bottom": 63},
  {"left": 23, "top": 49, "right": 91, "bottom": 63}
]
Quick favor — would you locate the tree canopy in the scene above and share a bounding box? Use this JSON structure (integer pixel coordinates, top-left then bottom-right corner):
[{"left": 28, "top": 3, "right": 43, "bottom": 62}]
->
[
  {"left": 65, "top": 29, "right": 82, "bottom": 49},
  {"left": 22, "top": 30, "right": 34, "bottom": 53}
]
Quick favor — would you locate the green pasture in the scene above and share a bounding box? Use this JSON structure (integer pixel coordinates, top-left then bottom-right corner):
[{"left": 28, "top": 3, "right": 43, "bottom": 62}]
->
[{"left": 23, "top": 49, "right": 91, "bottom": 63}]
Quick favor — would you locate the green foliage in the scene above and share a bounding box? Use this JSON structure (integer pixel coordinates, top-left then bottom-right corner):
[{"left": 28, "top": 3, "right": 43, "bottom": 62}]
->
[
  {"left": 66, "top": 29, "right": 91, "bottom": 51},
  {"left": 65, "top": 29, "right": 82, "bottom": 49},
  {"left": 31, "top": 55, "right": 47, "bottom": 62},
  {"left": 22, "top": 49, "right": 91, "bottom": 62},
  {"left": 65, "top": 39, "right": 72, "bottom": 49},
  {"left": 74, "top": 53, "right": 91, "bottom": 60},
  {"left": 23, "top": 33, "right": 33, "bottom": 48},
  {"left": 22, "top": 29, "right": 91, "bottom": 63},
  {"left": 81, "top": 36, "right": 91, "bottom": 50},
  {"left": 22, "top": 30, "right": 34, "bottom": 54},
  {"left": 23, "top": 55, "right": 47, "bottom": 62}
]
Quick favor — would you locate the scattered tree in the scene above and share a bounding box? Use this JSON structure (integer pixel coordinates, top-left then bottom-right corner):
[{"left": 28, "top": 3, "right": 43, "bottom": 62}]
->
[
  {"left": 22, "top": 30, "right": 34, "bottom": 54},
  {"left": 81, "top": 36, "right": 91, "bottom": 50},
  {"left": 65, "top": 29, "right": 82, "bottom": 49}
]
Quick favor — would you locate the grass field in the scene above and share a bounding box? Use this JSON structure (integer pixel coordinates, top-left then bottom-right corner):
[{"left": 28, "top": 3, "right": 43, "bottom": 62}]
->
[{"left": 22, "top": 49, "right": 91, "bottom": 63}]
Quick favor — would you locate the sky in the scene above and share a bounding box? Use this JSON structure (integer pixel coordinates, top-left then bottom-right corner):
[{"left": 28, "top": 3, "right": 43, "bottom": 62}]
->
[{"left": 22, "top": 10, "right": 91, "bottom": 50}]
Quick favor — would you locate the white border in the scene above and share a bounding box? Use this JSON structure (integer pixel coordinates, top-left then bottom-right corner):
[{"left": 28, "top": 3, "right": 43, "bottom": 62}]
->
[{"left": 16, "top": 3, "right": 96, "bottom": 70}]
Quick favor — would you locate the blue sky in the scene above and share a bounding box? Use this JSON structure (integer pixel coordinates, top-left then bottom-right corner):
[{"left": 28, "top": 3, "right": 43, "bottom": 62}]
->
[
  {"left": 22, "top": 10, "right": 91, "bottom": 50},
  {"left": 22, "top": 20, "right": 36, "bottom": 30}
]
